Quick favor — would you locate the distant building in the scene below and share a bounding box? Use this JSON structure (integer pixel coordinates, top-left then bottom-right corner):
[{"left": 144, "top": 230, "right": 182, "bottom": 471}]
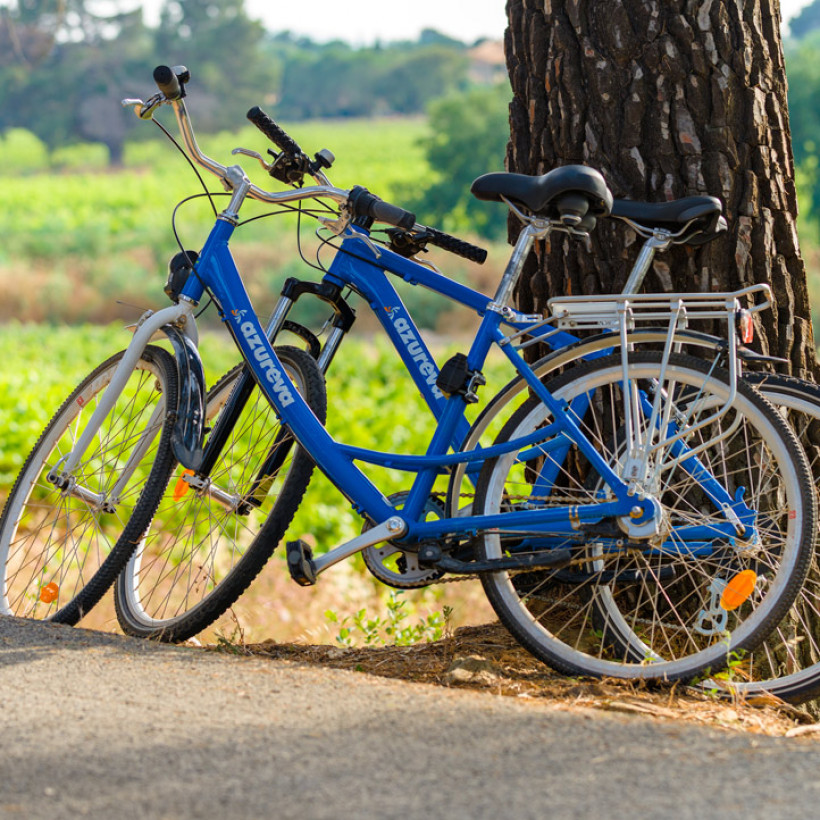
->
[{"left": 468, "top": 39, "right": 506, "bottom": 85}]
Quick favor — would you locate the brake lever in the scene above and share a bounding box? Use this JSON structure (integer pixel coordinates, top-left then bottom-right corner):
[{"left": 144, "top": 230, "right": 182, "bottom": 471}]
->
[
  {"left": 121, "top": 93, "right": 164, "bottom": 120},
  {"left": 317, "top": 208, "right": 352, "bottom": 236},
  {"left": 232, "top": 147, "right": 274, "bottom": 173}
]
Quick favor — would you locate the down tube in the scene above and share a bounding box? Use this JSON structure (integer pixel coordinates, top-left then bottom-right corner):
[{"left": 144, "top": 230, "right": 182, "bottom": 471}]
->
[{"left": 198, "top": 230, "right": 397, "bottom": 524}]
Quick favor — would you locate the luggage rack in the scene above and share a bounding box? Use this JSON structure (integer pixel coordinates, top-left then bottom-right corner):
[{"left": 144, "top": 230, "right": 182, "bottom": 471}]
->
[
  {"left": 508, "top": 284, "right": 774, "bottom": 490},
  {"left": 545, "top": 283, "right": 772, "bottom": 333}
]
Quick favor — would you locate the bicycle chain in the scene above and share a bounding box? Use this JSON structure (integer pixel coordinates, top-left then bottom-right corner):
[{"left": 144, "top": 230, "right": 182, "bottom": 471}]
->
[{"left": 419, "top": 491, "right": 614, "bottom": 586}]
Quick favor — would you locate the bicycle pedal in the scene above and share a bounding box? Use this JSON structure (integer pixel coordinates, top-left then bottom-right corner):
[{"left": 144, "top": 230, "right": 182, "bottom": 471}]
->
[{"left": 286, "top": 539, "right": 317, "bottom": 586}]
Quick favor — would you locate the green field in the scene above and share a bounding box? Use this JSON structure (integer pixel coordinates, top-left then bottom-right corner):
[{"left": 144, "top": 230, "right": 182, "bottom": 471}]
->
[
  {"left": 0, "top": 118, "right": 508, "bottom": 329},
  {"left": 0, "top": 322, "right": 514, "bottom": 544},
  {"left": 0, "top": 322, "right": 508, "bottom": 643}
]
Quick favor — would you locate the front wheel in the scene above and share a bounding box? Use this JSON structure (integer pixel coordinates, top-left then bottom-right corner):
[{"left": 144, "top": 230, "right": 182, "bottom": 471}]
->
[
  {"left": 0, "top": 345, "right": 178, "bottom": 623},
  {"left": 114, "top": 345, "right": 327, "bottom": 642},
  {"left": 473, "top": 352, "right": 816, "bottom": 682}
]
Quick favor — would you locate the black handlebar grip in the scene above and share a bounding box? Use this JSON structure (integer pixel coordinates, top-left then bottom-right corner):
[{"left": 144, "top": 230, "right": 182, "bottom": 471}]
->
[
  {"left": 425, "top": 226, "right": 488, "bottom": 265},
  {"left": 348, "top": 186, "right": 415, "bottom": 229},
  {"left": 368, "top": 198, "right": 416, "bottom": 231},
  {"left": 153, "top": 65, "right": 182, "bottom": 100},
  {"left": 348, "top": 186, "right": 415, "bottom": 230},
  {"left": 247, "top": 106, "right": 303, "bottom": 156}
]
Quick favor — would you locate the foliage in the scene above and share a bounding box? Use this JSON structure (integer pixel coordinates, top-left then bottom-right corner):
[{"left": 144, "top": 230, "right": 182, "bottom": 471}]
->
[
  {"left": 785, "top": 32, "right": 820, "bottom": 168},
  {"left": 0, "top": 0, "right": 489, "bottom": 165},
  {"left": 407, "top": 84, "right": 512, "bottom": 240},
  {"left": 0, "top": 115, "right": 503, "bottom": 329},
  {"left": 0, "top": 117, "right": 430, "bottom": 256},
  {"left": 0, "top": 326, "right": 512, "bottom": 546},
  {"left": 785, "top": 33, "right": 820, "bottom": 232},
  {"left": 269, "top": 33, "right": 470, "bottom": 120},
  {"left": 325, "top": 593, "right": 450, "bottom": 646},
  {"left": 788, "top": 0, "right": 820, "bottom": 40},
  {"left": 154, "top": 0, "right": 276, "bottom": 134},
  {"left": 0, "top": 1, "right": 155, "bottom": 164}
]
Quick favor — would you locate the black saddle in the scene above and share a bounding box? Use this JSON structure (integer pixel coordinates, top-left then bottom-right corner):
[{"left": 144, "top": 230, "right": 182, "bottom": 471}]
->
[
  {"left": 611, "top": 196, "right": 725, "bottom": 245},
  {"left": 471, "top": 165, "right": 613, "bottom": 224}
]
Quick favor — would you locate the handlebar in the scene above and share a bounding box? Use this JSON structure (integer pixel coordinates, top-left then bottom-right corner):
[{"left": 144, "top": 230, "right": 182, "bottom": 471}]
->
[
  {"left": 153, "top": 65, "right": 183, "bottom": 101},
  {"left": 387, "top": 226, "right": 487, "bottom": 264},
  {"left": 348, "top": 186, "right": 415, "bottom": 231},
  {"left": 423, "top": 226, "right": 487, "bottom": 264},
  {"left": 137, "top": 66, "right": 348, "bottom": 210},
  {"left": 130, "top": 66, "right": 486, "bottom": 243}
]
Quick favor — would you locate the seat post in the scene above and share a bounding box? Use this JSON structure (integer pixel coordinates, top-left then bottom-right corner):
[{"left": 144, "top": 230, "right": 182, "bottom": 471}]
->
[
  {"left": 491, "top": 221, "right": 545, "bottom": 310},
  {"left": 621, "top": 229, "right": 673, "bottom": 295}
]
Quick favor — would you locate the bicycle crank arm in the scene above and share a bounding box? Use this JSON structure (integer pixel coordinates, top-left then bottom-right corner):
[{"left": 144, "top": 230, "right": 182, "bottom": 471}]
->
[{"left": 416, "top": 544, "right": 572, "bottom": 574}]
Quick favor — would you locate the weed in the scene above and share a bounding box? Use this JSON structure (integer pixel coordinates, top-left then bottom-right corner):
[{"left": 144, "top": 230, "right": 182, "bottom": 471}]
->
[
  {"left": 325, "top": 591, "right": 450, "bottom": 647},
  {"left": 213, "top": 608, "right": 248, "bottom": 655}
]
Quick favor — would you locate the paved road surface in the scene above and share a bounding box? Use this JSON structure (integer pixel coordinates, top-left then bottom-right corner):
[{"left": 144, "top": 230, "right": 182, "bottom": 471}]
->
[{"left": 1, "top": 616, "right": 820, "bottom": 819}]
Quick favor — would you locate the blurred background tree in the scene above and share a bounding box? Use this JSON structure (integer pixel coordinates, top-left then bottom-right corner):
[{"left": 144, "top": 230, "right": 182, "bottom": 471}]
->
[
  {"left": 0, "top": 0, "right": 507, "bottom": 189},
  {"left": 406, "top": 84, "right": 510, "bottom": 239}
]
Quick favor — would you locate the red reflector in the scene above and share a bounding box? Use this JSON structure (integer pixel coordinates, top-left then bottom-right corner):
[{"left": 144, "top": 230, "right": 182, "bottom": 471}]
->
[{"left": 739, "top": 310, "right": 754, "bottom": 344}]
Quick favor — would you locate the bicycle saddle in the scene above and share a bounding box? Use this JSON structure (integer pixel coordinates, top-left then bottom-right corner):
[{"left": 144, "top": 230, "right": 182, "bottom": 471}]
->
[
  {"left": 611, "top": 196, "right": 725, "bottom": 245},
  {"left": 470, "top": 166, "right": 613, "bottom": 222}
]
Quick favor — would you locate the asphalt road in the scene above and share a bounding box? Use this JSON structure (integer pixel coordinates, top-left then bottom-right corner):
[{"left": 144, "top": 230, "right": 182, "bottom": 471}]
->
[{"left": 1, "top": 616, "right": 820, "bottom": 820}]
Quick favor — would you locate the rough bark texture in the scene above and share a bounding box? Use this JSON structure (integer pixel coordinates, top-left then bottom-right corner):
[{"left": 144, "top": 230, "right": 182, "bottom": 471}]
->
[{"left": 506, "top": 0, "right": 817, "bottom": 377}]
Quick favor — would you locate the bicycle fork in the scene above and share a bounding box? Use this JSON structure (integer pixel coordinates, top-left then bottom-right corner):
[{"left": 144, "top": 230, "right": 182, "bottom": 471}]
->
[
  {"left": 46, "top": 301, "right": 201, "bottom": 509},
  {"left": 172, "top": 280, "right": 354, "bottom": 514}
]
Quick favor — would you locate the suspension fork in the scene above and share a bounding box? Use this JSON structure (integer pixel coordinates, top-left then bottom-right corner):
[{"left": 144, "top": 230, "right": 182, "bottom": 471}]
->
[{"left": 190, "top": 281, "right": 355, "bottom": 511}]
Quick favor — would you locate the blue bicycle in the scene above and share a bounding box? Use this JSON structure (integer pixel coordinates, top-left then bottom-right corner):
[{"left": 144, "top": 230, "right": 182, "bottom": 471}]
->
[{"left": 2, "top": 66, "right": 815, "bottom": 684}]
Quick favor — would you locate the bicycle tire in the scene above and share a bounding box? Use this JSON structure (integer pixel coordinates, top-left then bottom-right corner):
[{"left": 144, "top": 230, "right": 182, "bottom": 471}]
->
[
  {"left": 705, "top": 371, "right": 820, "bottom": 703},
  {"left": 473, "top": 352, "right": 816, "bottom": 682},
  {"left": 0, "top": 345, "right": 178, "bottom": 623},
  {"left": 114, "top": 345, "right": 327, "bottom": 642}
]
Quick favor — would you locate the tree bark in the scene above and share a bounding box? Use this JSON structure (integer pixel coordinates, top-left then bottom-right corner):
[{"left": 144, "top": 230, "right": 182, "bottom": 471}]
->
[{"left": 505, "top": 0, "right": 817, "bottom": 378}]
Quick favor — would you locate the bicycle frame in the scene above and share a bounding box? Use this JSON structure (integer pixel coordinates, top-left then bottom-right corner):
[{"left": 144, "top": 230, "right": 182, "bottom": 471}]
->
[
  {"left": 53, "top": 197, "right": 761, "bottom": 584},
  {"left": 196, "top": 221, "right": 629, "bottom": 518},
  {"left": 159, "top": 208, "right": 758, "bottom": 563},
  {"left": 54, "top": 89, "right": 768, "bottom": 580}
]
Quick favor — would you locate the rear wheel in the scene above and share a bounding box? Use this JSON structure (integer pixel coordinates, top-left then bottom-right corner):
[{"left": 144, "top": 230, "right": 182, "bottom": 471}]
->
[
  {"left": 709, "top": 372, "right": 820, "bottom": 702},
  {"left": 474, "top": 353, "right": 816, "bottom": 682}
]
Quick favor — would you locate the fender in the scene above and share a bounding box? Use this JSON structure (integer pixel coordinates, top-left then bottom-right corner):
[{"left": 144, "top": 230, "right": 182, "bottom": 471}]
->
[{"left": 161, "top": 324, "right": 206, "bottom": 472}]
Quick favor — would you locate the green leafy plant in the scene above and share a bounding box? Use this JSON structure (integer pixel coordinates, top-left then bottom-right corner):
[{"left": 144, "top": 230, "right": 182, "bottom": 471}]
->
[{"left": 325, "top": 592, "right": 450, "bottom": 647}]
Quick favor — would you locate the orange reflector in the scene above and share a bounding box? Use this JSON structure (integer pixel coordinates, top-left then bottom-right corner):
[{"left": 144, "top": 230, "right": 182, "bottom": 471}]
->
[
  {"left": 173, "top": 469, "right": 195, "bottom": 502},
  {"left": 720, "top": 569, "right": 757, "bottom": 611},
  {"left": 39, "top": 582, "right": 59, "bottom": 604}
]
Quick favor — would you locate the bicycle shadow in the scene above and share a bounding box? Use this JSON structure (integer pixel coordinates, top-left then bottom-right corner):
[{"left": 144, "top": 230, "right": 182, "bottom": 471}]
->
[{"left": 0, "top": 615, "right": 182, "bottom": 669}]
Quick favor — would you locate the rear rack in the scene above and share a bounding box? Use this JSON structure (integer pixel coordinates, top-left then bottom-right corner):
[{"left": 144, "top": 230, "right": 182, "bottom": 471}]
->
[
  {"left": 545, "top": 284, "right": 772, "bottom": 332},
  {"left": 508, "top": 284, "right": 774, "bottom": 494}
]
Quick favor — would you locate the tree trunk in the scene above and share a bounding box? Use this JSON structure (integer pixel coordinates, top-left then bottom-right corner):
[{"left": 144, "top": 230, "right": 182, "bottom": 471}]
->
[{"left": 505, "top": 0, "right": 817, "bottom": 378}]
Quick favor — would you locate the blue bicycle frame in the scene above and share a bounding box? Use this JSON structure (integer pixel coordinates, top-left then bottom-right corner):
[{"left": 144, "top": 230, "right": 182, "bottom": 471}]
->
[{"left": 177, "top": 215, "right": 752, "bottom": 552}]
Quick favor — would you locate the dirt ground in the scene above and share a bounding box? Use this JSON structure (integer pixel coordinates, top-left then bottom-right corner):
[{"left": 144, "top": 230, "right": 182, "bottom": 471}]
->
[{"left": 205, "top": 621, "right": 820, "bottom": 739}]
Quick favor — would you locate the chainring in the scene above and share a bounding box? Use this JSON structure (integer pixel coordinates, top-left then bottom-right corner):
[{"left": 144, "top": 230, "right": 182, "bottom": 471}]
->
[{"left": 361, "top": 492, "right": 446, "bottom": 589}]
